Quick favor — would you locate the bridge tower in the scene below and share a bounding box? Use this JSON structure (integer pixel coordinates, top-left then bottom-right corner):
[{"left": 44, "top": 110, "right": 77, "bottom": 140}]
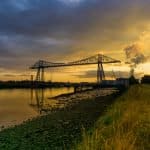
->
[
  {"left": 30, "top": 60, "right": 65, "bottom": 82},
  {"left": 34, "top": 60, "right": 45, "bottom": 82},
  {"left": 36, "top": 67, "right": 45, "bottom": 82},
  {"left": 97, "top": 54, "right": 105, "bottom": 84}
]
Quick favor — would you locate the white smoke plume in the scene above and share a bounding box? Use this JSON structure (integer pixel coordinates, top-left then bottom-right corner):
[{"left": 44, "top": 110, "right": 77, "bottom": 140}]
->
[{"left": 124, "top": 44, "right": 147, "bottom": 76}]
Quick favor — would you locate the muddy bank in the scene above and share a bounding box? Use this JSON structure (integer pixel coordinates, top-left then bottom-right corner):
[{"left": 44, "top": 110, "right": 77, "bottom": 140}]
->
[{"left": 46, "top": 88, "right": 119, "bottom": 111}]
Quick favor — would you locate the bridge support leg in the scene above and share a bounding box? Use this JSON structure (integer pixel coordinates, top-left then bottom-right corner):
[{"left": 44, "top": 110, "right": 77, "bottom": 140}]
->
[
  {"left": 35, "top": 67, "right": 45, "bottom": 82},
  {"left": 36, "top": 68, "right": 41, "bottom": 81},
  {"left": 97, "top": 62, "right": 105, "bottom": 84},
  {"left": 41, "top": 68, "right": 44, "bottom": 82}
]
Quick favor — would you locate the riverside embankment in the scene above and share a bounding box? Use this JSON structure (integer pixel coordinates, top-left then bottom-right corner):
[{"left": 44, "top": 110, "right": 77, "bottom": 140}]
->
[{"left": 75, "top": 85, "right": 150, "bottom": 150}]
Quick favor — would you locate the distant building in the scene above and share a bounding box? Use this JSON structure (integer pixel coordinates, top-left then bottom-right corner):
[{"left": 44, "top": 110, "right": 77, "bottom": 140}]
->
[
  {"left": 101, "top": 80, "right": 117, "bottom": 86},
  {"left": 141, "top": 75, "right": 150, "bottom": 84},
  {"left": 116, "top": 78, "right": 129, "bottom": 87},
  {"left": 128, "top": 75, "right": 139, "bottom": 84},
  {"left": 101, "top": 78, "right": 129, "bottom": 88}
]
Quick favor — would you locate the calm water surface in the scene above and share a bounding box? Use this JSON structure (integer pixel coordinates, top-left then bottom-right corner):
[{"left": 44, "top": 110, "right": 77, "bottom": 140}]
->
[{"left": 0, "top": 88, "right": 73, "bottom": 128}]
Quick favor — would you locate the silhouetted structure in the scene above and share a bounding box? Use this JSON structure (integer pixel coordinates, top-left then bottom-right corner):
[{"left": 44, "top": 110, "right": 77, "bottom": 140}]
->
[
  {"left": 30, "top": 53, "right": 121, "bottom": 84},
  {"left": 129, "top": 75, "right": 139, "bottom": 84},
  {"left": 141, "top": 75, "right": 150, "bottom": 84},
  {"left": 101, "top": 78, "right": 129, "bottom": 88}
]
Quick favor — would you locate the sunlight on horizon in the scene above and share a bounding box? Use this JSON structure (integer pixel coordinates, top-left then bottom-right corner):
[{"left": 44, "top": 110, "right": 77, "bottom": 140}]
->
[{"left": 1, "top": 62, "right": 149, "bottom": 82}]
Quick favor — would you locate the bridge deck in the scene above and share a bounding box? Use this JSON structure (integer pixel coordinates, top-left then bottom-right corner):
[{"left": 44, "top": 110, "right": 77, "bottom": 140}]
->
[{"left": 30, "top": 54, "right": 121, "bottom": 69}]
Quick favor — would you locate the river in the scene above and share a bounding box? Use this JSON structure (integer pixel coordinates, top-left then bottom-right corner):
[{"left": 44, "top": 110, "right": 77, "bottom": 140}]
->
[{"left": 0, "top": 87, "right": 74, "bottom": 128}]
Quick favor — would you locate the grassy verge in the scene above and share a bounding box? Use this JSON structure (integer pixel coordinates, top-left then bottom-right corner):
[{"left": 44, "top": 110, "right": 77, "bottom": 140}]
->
[
  {"left": 0, "top": 90, "right": 120, "bottom": 150},
  {"left": 75, "top": 85, "right": 150, "bottom": 150}
]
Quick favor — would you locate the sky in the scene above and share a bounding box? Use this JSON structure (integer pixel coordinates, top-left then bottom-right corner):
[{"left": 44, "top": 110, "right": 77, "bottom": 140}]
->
[{"left": 0, "top": 0, "right": 150, "bottom": 82}]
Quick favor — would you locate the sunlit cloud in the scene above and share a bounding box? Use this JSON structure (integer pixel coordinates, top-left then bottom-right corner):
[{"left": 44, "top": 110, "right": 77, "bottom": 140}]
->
[{"left": 0, "top": 0, "right": 150, "bottom": 81}]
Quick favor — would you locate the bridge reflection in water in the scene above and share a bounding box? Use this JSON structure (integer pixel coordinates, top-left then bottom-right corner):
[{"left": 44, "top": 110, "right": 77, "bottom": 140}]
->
[
  {"left": 29, "top": 88, "right": 74, "bottom": 114},
  {"left": 29, "top": 87, "right": 118, "bottom": 114}
]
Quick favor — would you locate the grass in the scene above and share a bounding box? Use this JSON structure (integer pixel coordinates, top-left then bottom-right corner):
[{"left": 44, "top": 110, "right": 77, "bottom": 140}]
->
[
  {"left": 0, "top": 90, "right": 120, "bottom": 150},
  {"left": 75, "top": 85, "right": 150, "bottom": 150}
]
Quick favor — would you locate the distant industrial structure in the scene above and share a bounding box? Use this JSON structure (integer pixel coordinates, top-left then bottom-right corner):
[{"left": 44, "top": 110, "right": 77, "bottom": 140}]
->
[{"left": 101, "top": 78, "right": 129, "bottom": 88}]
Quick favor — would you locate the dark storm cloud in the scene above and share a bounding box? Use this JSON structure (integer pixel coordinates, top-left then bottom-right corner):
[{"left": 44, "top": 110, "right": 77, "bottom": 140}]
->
[
  {"left": 1, "top": 0, "right": 150, "bottom": 38},
  {"left": 0, "top": 0, "right": 150, "bottom": 70}
]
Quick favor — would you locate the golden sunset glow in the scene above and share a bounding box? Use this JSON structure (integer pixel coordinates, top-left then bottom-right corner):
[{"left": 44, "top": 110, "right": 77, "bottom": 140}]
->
[{"left": 0, "top": 0, "right": 149, "bottom": 82}]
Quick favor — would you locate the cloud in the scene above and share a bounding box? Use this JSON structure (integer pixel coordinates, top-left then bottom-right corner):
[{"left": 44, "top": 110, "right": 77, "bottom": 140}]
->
[
  {"left": 124, "top": 44, "right": 147, "bottom": 65},
  {"left": 0, "top": 0, "right": 150, "bottom": 75}
]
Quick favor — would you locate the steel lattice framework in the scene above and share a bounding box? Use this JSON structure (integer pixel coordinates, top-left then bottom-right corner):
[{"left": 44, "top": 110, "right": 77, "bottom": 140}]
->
[
  {"left": 30, "top": 54, "right": 121, "bottom": 83},
  {"left": 30, "top": 60, "right": 66, "bottom": 69}
]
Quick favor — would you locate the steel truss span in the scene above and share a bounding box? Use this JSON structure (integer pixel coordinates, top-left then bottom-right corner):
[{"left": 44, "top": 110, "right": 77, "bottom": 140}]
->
[{"left": 30, "top": 53, "right": 121, "bottom": 83}]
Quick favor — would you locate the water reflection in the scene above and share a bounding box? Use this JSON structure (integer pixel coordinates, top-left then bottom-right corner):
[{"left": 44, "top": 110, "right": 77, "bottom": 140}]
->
[
  {"left": 30, "top": 89, "right": 44, "bottom": 114},
  {"left": 29, "top": 88, "right": 73, "bottom": 114},
  {"left": 0, "top": 88, "right": 73, "bottom": 128}
]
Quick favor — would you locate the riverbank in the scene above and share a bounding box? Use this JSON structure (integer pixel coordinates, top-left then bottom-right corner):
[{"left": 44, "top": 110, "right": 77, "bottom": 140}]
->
[
  {"left": 75, "top": 85, "right": 150, "bottom": 150},
  {"left": 0, "top": 89, "right": 121, "bottom": 149},
  {"left": 48, "top": 88, "right": 118, "bottom": 111}
]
